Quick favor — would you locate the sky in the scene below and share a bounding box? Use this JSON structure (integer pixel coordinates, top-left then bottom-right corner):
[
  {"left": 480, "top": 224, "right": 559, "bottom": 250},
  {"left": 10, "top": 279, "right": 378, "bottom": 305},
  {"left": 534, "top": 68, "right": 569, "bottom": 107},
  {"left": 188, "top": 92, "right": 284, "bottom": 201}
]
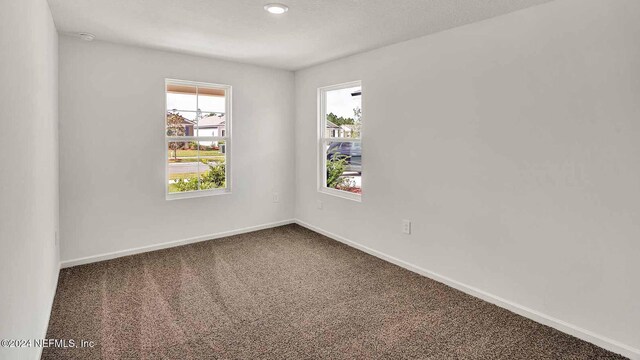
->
[
  {"left": 166, "top": 92, "right": 225, "bottom": 117},
  {"left": 166, "top": 85, "right": 361, "bottom": 120},
  {"left": 326, "top": 86, "right": 361, "bottom": 119}
]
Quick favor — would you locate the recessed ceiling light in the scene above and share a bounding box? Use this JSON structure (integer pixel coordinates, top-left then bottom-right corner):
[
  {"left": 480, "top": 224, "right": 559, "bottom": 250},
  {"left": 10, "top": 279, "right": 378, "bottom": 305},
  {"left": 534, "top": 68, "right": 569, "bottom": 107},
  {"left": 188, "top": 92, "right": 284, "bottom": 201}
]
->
[
  {"left": 264, "top": 3, "right": 288, "bottom": 15},
  {"left": 78, "top": 32, "right": 95, "bottom": 41}
]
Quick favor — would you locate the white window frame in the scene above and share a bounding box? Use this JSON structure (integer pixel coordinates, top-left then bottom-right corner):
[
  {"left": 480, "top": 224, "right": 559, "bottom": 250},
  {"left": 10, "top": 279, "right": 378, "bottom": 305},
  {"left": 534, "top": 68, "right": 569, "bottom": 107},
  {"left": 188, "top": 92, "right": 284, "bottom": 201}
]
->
[
  {"left": 317, "top": 80, "right": 362, "bottom": 202},
  {"left": 165, "top": 79, "right": 232, "bottom": 200}
]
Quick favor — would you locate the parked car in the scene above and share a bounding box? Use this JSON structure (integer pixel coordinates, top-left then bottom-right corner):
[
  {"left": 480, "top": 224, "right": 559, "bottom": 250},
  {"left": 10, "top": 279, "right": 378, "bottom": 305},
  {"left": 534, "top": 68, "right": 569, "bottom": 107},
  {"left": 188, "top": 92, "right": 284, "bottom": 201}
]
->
[{"left": 327, "top": 142, "right": 361, "bottom": 174}]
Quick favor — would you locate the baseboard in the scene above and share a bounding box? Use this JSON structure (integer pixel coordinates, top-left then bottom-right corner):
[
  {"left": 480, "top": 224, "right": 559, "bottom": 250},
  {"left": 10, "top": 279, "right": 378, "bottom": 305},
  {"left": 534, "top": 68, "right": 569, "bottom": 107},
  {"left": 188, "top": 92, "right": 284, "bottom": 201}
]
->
[
  {"left": 60, "top": 219, "right": 295, "bottom": 268},
  {"left": 294, "top": 219, "right": 640, "bottom": 360},
  {"left": 56, "top": 217, "right": 638, "bottom": 358},
  {"left": 37, "top": 264, "right": 60, "bottom": 360}
]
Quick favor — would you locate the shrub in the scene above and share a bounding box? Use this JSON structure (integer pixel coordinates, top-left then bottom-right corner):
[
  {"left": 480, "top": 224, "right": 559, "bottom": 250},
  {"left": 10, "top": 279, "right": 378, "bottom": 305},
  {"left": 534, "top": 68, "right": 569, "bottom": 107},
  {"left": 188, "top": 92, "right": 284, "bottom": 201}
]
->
[
  {"left": 172, "top": 162, "right": 226, "bottom": 192},
  {"left": 173, "top": 176, "right": 198, "bottom": 192},
  {"left": 326, "top": 153, "right": 351, "bottom": 189},
  {"left": 200, "top": 162, "right": 226, "bottom": 189}
]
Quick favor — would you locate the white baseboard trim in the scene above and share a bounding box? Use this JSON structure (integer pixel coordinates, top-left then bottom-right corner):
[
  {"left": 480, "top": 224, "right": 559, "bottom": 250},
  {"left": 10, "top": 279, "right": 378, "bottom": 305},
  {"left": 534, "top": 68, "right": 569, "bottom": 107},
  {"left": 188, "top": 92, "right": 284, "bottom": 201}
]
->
[
  {"left": 56, "top": 217, "right": 638, "bottom": 358},
  {"left": 37, "top": 264, "right": 60, "bottom": 360},
  {"left": 294, "top": 219, "right": 640, "bottom": 360},
  {"left": 60, "top": 219, "right": 295, "bottom": 269}
]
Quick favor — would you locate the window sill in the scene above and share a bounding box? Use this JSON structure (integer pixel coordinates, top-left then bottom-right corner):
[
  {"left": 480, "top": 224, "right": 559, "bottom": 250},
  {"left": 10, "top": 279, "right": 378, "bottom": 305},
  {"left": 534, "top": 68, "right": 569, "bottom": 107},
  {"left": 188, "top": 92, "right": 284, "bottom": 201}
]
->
[
  {"left": 319, "top": 187, "right": 362, "bottom": 202},
  {"left": 166, "top": 188, "right": 231, "bottom": 201}
]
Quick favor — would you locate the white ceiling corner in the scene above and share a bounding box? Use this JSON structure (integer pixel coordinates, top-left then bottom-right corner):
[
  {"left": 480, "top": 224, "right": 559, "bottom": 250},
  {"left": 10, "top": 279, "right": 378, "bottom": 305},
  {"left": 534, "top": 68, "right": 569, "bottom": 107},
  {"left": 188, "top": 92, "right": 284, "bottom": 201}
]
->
[{"left": 48, "top": 0, "right": 555, "bottom": 70}]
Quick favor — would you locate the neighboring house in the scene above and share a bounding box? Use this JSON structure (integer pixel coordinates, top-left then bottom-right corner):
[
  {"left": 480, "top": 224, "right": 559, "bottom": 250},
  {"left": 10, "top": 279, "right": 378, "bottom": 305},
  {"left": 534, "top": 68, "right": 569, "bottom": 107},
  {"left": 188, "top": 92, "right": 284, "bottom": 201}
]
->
[
  {"left": 340, "top": 124, "right": 354, "bottom": 138},
  {"left": 326, "top": 120, "right": 341, "bottom": 138},
  {"left": 183, "top": 118, "right": 195, "bottom": 136},
  {"left": 182, "top": 114, "right": 225, "bottom": 146},
  {"left": 326, "top": 120, "right": 357, "bottom": 138},
  {"left": 196, "top": 114, "right": 226, "bottom": 137}
]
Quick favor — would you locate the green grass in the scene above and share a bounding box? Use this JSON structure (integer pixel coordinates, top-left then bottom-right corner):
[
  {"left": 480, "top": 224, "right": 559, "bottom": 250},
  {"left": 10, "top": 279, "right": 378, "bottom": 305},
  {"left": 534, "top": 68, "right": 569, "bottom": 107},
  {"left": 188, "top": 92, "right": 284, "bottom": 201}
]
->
[
  {"left": 168, "top": 149, "right": 224, "bottom": 163},
  {"left": 169, "top": 172, "right": 198, "bottom": 181},
  {"left": 168, "top": 156, "right": 225, "bottom": 163},
  {"left": 171, "top": 149, "right": 222, "bottom": 157}
]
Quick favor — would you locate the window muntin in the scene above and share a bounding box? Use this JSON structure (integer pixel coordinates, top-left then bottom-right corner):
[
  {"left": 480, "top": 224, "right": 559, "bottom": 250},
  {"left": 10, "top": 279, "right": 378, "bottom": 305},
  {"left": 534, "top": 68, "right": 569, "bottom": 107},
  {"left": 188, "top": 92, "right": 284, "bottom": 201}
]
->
[
  {"left": 165, "top": 80, "right": 231, "bottom": 199},
  {"left": 319, "top": 82, "right": 362, "bottom": 200}
]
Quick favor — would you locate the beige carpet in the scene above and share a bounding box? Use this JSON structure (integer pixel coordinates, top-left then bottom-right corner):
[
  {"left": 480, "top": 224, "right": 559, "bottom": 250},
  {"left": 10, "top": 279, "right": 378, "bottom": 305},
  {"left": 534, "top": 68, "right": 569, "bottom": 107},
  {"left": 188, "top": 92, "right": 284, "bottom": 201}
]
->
[{"left": 44, "top": 224, "right": 626, "bottom": 359}]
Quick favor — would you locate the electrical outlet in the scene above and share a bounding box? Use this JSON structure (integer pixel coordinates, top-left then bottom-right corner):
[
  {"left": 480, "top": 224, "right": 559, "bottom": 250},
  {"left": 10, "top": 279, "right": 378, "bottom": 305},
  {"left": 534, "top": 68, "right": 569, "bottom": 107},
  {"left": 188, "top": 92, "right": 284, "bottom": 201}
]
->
[
  {"left": 317, "top": 200, "right": 323, "bottom": 210},
  {"left": 273, "top": 192, "right": 280, "bottom": 203},
  {"left": 402, "top": 220, "right": 411, "bottom": 235}
]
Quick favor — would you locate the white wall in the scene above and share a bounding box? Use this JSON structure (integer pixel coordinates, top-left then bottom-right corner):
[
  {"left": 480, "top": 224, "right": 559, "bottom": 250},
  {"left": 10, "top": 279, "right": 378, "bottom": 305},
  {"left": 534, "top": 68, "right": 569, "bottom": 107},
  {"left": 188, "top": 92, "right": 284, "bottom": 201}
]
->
[
  {"left": 295, "top": 0, "right": 640, "bottom": 355},
  {"left": 0, "top": 1, "right": 60, "bottom": 359},
  {"left": 59, "top": 37, "right": 295, "bottom": 263}
]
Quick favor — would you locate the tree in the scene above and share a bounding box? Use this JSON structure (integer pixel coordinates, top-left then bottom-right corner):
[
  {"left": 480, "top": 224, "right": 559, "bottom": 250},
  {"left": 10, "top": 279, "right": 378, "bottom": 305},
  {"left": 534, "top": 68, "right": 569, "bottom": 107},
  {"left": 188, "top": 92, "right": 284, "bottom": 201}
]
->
[
  {"left": 351, "top": 106, "right": 362, "bottom": 138},
  {"left": 326, "top": 112, "right": 355, "bottom": 126},
  {"left": 166, "top": 112, "right": 187, "bottom": 159},
  {"left": 353, "top": 107, "right": 361, "bottom": 122}
]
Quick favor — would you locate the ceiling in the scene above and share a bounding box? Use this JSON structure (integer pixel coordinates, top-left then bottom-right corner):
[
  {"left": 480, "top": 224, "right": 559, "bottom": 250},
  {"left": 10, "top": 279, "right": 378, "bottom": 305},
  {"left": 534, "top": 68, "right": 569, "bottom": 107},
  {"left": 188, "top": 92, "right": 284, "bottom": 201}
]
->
[{"left": 48, "top": 0, "right": 554, "bottom": 70}]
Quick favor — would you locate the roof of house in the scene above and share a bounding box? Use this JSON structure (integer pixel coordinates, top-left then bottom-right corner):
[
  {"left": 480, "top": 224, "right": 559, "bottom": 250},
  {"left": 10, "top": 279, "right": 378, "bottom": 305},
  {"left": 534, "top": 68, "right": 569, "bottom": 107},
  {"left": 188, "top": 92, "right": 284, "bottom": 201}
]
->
[
  {"left": 326, "top": 120, "right": 340, "bottom": 129},
  {"left": 196, "top": 114, "right": 226, "bottom": 128}
]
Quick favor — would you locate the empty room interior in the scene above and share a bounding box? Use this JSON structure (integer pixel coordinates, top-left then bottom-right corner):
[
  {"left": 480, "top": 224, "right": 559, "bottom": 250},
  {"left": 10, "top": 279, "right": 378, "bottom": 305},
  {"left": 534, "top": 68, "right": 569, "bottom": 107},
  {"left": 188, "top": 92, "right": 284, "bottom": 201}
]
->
[{"left": 1, "top": 0, "right": 639, "bottom": 359}]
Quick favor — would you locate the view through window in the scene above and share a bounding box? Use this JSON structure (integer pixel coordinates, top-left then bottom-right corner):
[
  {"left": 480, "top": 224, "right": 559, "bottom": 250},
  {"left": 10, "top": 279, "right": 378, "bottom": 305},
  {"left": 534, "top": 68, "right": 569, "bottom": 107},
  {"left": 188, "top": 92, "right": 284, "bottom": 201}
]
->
[
  {"left": 166, "top": 80, "right": 231, "bottom": 198},
  {"left": 319, "top": 82, "right": 362, "bottom": 199}
]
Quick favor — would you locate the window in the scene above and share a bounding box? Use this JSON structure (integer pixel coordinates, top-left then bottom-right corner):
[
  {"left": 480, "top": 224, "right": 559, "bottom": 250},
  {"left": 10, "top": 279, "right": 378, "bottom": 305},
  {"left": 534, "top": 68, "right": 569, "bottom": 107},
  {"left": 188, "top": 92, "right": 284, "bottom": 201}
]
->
[
  {"left": 165, "top": 79, "right": 231, "bottom": 199},
  {"left": 318, "top": 81, "right": 362, "bottom": 200}
]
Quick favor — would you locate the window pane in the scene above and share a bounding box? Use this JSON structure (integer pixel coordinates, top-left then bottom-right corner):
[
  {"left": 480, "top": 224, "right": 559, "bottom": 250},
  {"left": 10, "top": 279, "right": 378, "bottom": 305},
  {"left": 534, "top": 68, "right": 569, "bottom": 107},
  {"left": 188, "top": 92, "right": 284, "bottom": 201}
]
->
[
  {"left": 197, "top": 86, "right": 226, "bottom": 113},
  {"left": 325, "top": 141, "right": 361, "bottom": 194},
  {"left": 325, "top": 86, "right": 361, "bottom": 139},
  {"left": 168, "top": 141, "right": 198, "bottom": 193},
  {"left": 165, "top": 81, "right": 231, "bottom": 197},
  {"left": 196, "top": 113, "right": 226, "bottom": 137},
  {"left": 197, "top": 140, "right": 226, "bottom": 190},
  {"left": 166, "top": 84, "right": 197, "bottom": 111},
  {"left": 166, "top": 111, "right": 197, "bottom": 137}
]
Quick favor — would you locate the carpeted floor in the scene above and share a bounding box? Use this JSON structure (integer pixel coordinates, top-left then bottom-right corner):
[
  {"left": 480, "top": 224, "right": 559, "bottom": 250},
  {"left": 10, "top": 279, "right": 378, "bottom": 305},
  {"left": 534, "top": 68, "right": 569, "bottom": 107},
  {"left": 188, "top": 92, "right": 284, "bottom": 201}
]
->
[{"left": 44, "top": 224, "right": 626, "bottom": 359}]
